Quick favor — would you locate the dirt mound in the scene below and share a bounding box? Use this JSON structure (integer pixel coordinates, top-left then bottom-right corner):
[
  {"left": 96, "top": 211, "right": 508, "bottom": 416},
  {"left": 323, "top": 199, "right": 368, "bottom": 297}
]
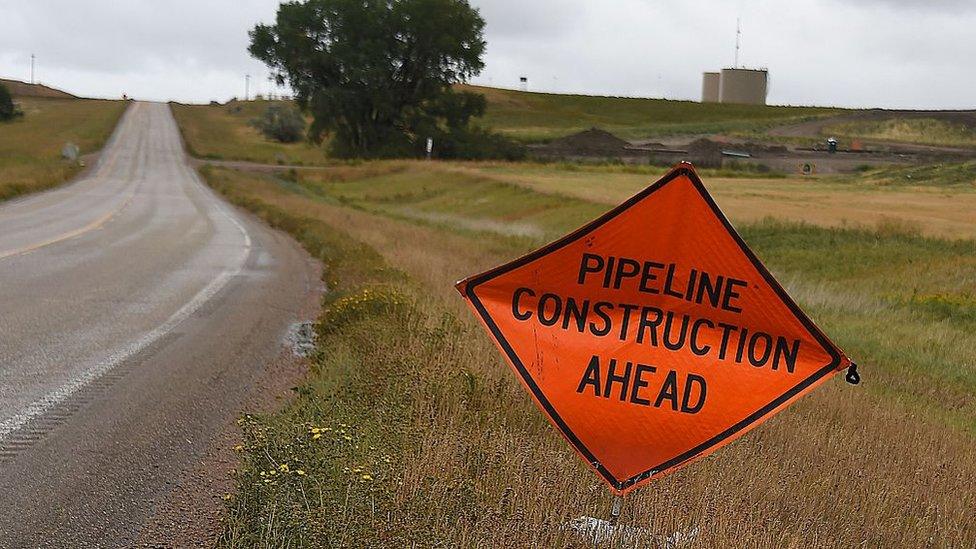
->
[
  {"left": 0, "top": 78, "right": 76, "bottom": 99},
  {"left": 545, "top": 128, "right": 631, "bottom": 155},
  {"left": 685, "top": 138, "right": 724, "bottom": 168}
]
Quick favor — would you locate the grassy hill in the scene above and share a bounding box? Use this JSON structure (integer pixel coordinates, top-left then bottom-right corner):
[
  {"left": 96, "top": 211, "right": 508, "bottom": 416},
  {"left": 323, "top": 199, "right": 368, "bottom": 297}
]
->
[
  {"left": 1, "top": 78, "right": 76, "bottom": 99},
  {"left": 461, "top": 85, "right": 843, "bottom": 142},
  {"left": 172, "top": 86, "right": 844, "bottom": 162},
  {"left": 0, "top": 97, "right": 127, "bottom": 201},
  {"left": 170, "top": 100, "right": 328, "bottom": 165},
  {"left": 824, "top": 118, "right": 976, "bottom": 149}
]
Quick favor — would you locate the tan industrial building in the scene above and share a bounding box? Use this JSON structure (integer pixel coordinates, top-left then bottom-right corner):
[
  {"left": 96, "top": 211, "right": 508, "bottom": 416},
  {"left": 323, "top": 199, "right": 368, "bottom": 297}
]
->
[
  {"left": 701, "top": 68, "right": 768, "bottom": 105},
  {"left": 701, "top": 72, "right": 720, "bottom": 103}
]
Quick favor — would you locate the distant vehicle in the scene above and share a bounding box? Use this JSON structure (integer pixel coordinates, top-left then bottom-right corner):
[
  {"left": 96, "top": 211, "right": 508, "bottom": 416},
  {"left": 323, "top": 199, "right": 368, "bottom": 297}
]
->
[{"left": 827, "top": 137, "right": 838, "bottom": 154}]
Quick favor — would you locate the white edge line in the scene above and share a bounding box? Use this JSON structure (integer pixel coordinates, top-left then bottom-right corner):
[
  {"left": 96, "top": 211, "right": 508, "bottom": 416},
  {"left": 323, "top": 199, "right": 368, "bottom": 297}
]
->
[{"left": 0, "top": 127, "right": 253, "bottom": 442}]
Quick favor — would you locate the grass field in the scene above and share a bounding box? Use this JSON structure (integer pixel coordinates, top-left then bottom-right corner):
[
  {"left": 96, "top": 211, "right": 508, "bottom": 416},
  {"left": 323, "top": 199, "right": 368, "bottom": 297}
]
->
[
  {"left": 448, "top": 162, "right": 976, "bottom": 239},
  {"left": 0, "top": 97, "right": 127, "bottom": 202},
  {"left": 463, "top": 85, "right": 843, "bottom": 142},
  {"left": 168, "top": 91, "right": 976, "bottom": 239},
  {"left": 824, "top": 118, "right": 976, "bottom": 149},
  {"left": 201, "top": 160, "right": 976, "bottom": 547},
  {"left": 170, "top": 99, "right": 328, "bottom": 165},
  {"left": 866, "top": 160, "right": 976, "bottom": 188}
]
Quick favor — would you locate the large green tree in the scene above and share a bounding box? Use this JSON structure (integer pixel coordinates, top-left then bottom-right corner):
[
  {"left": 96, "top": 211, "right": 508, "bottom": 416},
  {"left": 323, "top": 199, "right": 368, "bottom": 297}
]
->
[{"left": 249, "top": 0, "right": 488, "bottom": 157}]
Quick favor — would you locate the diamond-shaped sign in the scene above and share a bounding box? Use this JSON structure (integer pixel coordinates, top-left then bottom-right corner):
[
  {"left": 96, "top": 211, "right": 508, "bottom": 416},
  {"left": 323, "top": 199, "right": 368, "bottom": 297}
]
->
[{"left": 456, "top": 163, "right": 853, "bottom": 494}]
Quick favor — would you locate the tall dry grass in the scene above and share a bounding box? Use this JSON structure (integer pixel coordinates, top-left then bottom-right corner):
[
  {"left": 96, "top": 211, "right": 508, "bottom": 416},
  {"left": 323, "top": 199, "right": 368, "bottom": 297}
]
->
[{"left": 206, "top": 165, "right": 976, "bottom": 547}]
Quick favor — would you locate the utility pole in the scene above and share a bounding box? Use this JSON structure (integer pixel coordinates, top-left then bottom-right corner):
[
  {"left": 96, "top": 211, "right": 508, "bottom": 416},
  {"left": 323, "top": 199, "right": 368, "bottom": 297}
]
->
[
  {"left": 30, "top": 53, "right": 35, "bottom": 84},
  {"left": 245, "top": 74, "right": 251, "bottom": 101},
  {"left": 734, "top": 18, "right": 741, "bottom": 68}
]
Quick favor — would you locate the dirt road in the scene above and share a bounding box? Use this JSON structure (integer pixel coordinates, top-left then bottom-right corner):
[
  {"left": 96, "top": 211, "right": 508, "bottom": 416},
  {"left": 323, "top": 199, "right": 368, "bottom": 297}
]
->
[{"left": 0, "top": 102, "right": 318, "bottom": 547}]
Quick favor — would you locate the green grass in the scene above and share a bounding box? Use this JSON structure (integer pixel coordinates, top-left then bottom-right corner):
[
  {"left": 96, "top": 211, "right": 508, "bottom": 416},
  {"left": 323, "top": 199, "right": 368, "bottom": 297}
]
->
[
  {"left": 463, "top": 85, "right": 843, "bottom": 142},
  {"left": 204, "top": 161, "right": 976, "bottom": 547},
  {"left": 863, "top": 160, "right": 976, "bottom": 187},
  {"left": 170, "top": 99, "right": 329, "bottom": 165},
  {"left": 0, "top": 97, "right": 127, "bottom": 201},
  {"left": 824, "top": 118, "right": 976, "bottom": 148}
]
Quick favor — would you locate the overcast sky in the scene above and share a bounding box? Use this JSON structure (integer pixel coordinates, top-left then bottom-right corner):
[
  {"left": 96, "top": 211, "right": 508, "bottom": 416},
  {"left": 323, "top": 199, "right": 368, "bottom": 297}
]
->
[{"left": 0, "top": 0, "right": 973, "bottom": 109}]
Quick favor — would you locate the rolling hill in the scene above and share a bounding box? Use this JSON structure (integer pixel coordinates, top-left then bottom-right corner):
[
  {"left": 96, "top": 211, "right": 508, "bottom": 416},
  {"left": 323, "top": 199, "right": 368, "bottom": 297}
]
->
[{"left": 0, "top": 78, "right": 76, "bottom": 99}]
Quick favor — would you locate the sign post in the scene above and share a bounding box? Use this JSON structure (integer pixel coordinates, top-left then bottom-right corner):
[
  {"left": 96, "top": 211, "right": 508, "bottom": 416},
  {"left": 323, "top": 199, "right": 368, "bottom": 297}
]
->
[{"left": 456, "top": 163, "right": 858, "bottom": 497}]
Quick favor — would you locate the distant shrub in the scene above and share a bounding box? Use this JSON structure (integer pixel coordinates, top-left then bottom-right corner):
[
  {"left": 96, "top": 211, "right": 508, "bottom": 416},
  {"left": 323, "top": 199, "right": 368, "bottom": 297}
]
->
[
  {"left": 252, "top": 104, "right": 306, "bottom": 143},
  {"left": 0, "top": 82, "right": 23, "bottom": 122},
  {"left": 426, "top": 126, "right": 526, "bottom": 161}
]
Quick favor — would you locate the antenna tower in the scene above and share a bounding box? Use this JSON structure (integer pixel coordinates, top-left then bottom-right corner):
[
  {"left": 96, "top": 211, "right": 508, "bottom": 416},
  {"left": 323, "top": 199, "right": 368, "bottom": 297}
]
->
[{"left": 734, "top": 18, "right": 741, "bottom": 68}]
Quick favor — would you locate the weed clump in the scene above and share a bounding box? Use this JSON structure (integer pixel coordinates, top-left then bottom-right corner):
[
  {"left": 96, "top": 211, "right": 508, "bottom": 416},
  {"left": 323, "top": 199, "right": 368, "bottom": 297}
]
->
[{"left": 251, "top": 104, "right": 306, "bottom": 143}]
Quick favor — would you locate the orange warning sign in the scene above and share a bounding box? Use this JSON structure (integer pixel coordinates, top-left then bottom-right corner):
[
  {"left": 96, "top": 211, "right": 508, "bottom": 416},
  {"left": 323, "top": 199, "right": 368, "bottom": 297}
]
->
[{"left": 456, "top": 163, "right": 854, "bottom": 494}]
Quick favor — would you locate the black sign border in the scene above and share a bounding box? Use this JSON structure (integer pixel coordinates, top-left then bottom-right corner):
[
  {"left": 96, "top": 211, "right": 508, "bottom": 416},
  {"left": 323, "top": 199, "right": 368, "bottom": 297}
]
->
[{"left": 461, "top": 163, "right": 843, "bottom": 491}]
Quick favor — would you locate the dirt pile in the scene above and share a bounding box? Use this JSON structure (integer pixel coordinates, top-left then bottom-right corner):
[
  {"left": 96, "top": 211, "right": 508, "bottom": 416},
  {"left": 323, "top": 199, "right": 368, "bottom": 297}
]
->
[
  {"left": 542, "top": 128, "right": 632, "bottom": 156},
  {"left": 686, "top": 138, "right": 724, "bottom": 168}
]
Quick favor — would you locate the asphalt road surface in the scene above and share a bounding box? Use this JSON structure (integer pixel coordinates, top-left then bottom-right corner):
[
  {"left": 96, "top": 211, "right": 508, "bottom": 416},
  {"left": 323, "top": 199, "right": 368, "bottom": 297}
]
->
[{"left": 0, "top": 102, "right": 318, "bottom": 547}]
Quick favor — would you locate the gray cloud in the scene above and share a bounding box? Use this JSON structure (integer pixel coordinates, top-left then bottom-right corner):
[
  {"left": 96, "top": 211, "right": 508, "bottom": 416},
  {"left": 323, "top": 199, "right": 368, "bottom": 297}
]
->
[
  {"left": 0, "top": 0, "right": 973, "bottom": 108},
  {"left": 840, "top": 0, "right": 976, "bottom": 9},
  {"left": 472, "top": 0, "right": 585, "bottom": 39}
]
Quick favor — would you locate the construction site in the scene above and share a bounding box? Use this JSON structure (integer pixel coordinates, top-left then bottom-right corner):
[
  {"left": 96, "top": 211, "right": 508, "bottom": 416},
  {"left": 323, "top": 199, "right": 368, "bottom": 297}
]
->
[
  {"left": 528, "top": 112, "right": 976, "bottom": 175},
  {"left": 527, "top": 65, "right": 976, "bottom": 175}
]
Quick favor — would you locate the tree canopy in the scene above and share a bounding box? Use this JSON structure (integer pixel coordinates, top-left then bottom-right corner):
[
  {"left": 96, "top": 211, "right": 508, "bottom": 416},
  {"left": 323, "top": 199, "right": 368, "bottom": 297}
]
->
[{"left": 249, "top": 0, "right": 501, "bottom": 158}]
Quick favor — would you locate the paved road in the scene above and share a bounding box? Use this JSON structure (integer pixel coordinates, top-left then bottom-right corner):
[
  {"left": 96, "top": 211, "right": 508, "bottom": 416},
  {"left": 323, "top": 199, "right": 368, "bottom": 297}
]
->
[{"left": 0, "top": 102, "right": 317, "bottom": 546}]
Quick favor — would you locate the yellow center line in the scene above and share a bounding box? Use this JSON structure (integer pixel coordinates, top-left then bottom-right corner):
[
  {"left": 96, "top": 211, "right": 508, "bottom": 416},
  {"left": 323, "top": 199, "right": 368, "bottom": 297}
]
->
[
  {"left": 0, "top": 103, "right": 141, "bottom": 261},
  {"left": 0, "top": 189, "right": 138, "bottom": 261}
]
